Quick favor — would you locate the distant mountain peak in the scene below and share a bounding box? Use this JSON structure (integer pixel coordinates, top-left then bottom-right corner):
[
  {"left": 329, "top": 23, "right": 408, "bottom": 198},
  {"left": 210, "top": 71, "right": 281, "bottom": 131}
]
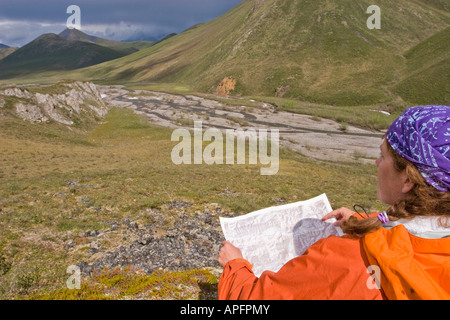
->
[
  {"left": 58, "top": 28, "right": 84, "bottom": 39},
  {"left": 36, "top": 33, "right": 65, "bottom": 41},
  {"left": 58, "top": 28, "right": 154, "bottom": 55},
  {"left": 58, "top": 28, "right": 117, "bottom": 46}
]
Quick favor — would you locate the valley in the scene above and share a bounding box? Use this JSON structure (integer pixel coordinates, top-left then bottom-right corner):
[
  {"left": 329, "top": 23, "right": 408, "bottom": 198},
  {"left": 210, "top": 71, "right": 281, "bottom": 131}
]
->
[
  {"left": 0, "top": 81, "right": 383, "bottom": 299},
  {"left": 100, "top": 85, "right": 383, "bottom": 164}
]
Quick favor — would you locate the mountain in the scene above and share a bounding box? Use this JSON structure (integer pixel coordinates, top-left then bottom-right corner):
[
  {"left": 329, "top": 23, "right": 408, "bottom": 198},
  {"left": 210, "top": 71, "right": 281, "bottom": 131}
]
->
[
  {"left": 0, "top": 33, "right": 125, "bottom": 79},
  {"left": 58, "top": 28, "right": 154, "bottom": 55},
  {"left": 0, "top": 44, "right": 17, "bottom": 60},
  {"left": 83, "top": 0, "right": 450, "bottom": 106}
]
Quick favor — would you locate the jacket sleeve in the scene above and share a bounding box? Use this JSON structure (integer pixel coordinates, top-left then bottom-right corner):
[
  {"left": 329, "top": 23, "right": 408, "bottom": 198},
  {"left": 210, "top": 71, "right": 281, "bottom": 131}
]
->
[
  {"left": 218, "top": 235, "right": 384, "bottom": 300},
  {"left": 218, "top": 259, "right": 258, "bottom": 300}
]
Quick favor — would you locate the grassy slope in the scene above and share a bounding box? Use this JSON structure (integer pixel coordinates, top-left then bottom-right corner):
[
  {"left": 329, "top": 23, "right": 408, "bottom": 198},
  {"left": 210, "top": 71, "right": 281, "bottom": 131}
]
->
[
  {"left": 0, "top": 102, "right": 383, "bottom": 298},
  {"left": 393, "top": 26, "right": 450, "bottom": 105},
  {"left": 81, "top": 0, "right": 449, "bottom": 106},
  {"left": 0, "top": 47, "right": 17, "bottom": 60}
]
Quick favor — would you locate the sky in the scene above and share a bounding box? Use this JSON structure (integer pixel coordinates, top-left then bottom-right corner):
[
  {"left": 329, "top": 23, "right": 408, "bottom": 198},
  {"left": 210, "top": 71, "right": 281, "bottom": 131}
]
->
[{"left": 0, "top": 0, "right": 243, "bottom": 47}]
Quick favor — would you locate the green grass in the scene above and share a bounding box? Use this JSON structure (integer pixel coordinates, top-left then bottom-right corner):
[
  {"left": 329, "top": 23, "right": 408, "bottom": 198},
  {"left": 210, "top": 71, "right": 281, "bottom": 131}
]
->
[
  {"left": 249, "top": 95, "right": 404, "bottom": 130},
  {"left": 0, "top": 106, "right": 385, "bottom": 299},
  {"left": 30, "top": 267, "right": 218, "bottom": 300},
  {"left": 393, "top": 26, "right": 450, "bottom": 105}
]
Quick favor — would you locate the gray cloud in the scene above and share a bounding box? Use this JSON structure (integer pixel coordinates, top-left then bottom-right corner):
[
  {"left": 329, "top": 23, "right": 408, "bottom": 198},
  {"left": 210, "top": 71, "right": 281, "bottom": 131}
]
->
[{"left": 0, "top": 0, "right": 242, "bottom": 46}]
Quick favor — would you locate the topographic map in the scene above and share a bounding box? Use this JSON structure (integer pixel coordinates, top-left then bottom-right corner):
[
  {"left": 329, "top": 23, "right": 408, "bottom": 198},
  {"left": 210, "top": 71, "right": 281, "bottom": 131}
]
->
[{"left": 220, "top": 194, "right": 343, "bottom": 277}]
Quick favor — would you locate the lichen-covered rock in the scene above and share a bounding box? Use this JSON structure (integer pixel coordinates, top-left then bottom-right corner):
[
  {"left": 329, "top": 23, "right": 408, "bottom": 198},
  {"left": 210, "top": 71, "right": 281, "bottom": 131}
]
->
[
  {"left": 0, "top": 81, "right": 108, "bottom": 125},
  {"left": 77, "top": 203, "right": 234, "bottom": 276},
  {"left": 15, "top": 102, "right": 49, "bottom": 123}
]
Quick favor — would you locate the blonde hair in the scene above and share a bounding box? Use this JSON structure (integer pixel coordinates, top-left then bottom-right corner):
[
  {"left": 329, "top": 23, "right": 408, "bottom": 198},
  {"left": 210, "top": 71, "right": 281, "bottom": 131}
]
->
[{"left": 342, "top": 142, "right": 450, "bottom": 236}]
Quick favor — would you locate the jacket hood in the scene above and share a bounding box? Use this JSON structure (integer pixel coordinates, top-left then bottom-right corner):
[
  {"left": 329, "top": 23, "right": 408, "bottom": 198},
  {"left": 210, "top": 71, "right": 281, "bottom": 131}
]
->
[{"left": 363, "top": 224, "right": 450, "bottom": 299}]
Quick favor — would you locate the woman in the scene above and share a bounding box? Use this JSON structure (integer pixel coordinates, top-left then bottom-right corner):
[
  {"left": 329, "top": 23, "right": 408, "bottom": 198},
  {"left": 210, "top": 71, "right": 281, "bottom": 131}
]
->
[{"left": 217, "top": 105, "right": 450, "bottom": 300}]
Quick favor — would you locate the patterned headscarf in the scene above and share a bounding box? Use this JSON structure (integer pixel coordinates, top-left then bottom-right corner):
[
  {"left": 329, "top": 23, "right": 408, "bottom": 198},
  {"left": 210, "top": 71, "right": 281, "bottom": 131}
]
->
[{"left": 386, "top": 105, "right": 450, "bottom": 192}]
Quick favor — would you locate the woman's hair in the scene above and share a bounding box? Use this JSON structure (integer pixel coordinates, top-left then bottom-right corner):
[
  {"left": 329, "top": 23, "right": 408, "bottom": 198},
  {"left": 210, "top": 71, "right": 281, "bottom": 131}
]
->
[{"left": 342, "top": 141, "right": 450, "bottom": 236}]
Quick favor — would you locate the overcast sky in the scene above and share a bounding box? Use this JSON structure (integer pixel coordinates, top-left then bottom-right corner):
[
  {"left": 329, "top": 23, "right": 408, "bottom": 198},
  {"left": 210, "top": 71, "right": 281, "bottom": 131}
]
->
[{"left": 0, "top": 0, "right": 243, "bottom": 47}]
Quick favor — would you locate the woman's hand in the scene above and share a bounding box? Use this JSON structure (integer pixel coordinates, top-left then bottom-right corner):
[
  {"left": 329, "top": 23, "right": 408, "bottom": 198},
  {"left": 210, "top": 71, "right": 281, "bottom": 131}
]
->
[
  {"left": 322, "top": 207, "right": 354, "bottom": 226},
  {"left": 218, "top": 240, "right": 244, "bottom": 267}
]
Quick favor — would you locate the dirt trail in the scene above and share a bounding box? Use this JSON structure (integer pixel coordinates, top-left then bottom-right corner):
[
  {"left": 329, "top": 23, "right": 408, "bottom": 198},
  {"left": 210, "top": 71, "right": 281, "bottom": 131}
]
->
[{"left": 100, "top": 85, "right": 383, "bottom": 164}]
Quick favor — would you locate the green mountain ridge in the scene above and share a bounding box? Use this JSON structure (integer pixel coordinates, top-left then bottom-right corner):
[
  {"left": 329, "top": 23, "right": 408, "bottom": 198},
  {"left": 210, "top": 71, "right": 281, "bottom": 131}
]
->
[
  {"left": 0, "top": 28, "right": 155, "bottom": 80},
  {"left": 58, "top": 28, "right": 154, "bottom": 55},
  {"left": 0, "top": 33, "right": 126, "bottom": 79},
  {"left": 82, "top": 0, "right": 449, "bottom": 106}
]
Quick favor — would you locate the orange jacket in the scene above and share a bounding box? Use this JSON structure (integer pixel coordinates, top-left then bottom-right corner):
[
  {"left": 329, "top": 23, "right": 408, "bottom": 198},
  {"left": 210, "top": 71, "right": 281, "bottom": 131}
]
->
[{"left": 218, "top": 225, "right": 450, "bottom": 300}]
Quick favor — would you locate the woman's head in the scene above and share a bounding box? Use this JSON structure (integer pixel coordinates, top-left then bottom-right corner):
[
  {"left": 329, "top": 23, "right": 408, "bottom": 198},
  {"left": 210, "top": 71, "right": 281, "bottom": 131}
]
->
[
  {"left": 342, "top": 105, "right": 450, "bottom": 236},
  {"left": 385, "top": 105, "right": 450, "bottom": 192},
  {"left": 376, "top": 105, "right": 449, "bottom": 207},
  {"left": 384, "top": 140, "right": 449, "bottom": 220}
]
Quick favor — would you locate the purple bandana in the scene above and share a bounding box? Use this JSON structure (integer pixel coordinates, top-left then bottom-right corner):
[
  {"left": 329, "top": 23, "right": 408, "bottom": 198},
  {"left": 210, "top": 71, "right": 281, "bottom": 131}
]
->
[{"left": 386, "top": 105, "right": 450, "bottom": 192}]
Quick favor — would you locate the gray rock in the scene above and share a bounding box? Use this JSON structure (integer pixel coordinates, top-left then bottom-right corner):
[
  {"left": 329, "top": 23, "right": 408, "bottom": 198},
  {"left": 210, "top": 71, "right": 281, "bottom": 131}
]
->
[
  {"left": 78, "top": 204, "right": 227, "bottom": 275},
  {"left": 0, "top": 81, "right": 109, "bottom": 125},
  {"left": 84, "top": 230, "right": 99, "bottom": 237}
]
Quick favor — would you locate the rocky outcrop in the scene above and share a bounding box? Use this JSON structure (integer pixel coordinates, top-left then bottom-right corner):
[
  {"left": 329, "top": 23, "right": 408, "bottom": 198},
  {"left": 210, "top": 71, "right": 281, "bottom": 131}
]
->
[
  {"left": 0, "top": 81, "right": 108, "bottom": 125},
  {"left": 76, "top": 201, "right": 233, "bottom": 275},
  {"left": 215, "top": 76, "right": 236, "bottom": 96}
]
